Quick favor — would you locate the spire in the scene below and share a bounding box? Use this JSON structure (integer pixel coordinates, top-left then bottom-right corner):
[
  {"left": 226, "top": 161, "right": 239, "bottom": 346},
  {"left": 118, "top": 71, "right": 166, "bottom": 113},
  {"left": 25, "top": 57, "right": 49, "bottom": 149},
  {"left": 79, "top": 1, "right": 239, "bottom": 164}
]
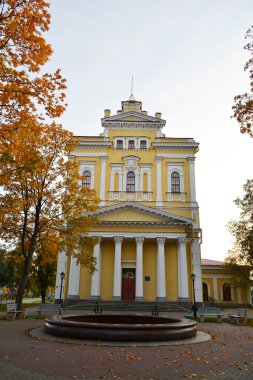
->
[{"left": 128, "top": 75, "right": 135, "bottom": 101}]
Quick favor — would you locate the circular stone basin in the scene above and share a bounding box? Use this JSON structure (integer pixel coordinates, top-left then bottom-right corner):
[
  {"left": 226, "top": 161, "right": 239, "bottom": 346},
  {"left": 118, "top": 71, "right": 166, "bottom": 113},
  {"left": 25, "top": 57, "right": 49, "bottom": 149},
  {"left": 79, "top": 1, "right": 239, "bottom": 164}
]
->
[{"left": 44, "top": 314, "right": 197, "bottom": 342}]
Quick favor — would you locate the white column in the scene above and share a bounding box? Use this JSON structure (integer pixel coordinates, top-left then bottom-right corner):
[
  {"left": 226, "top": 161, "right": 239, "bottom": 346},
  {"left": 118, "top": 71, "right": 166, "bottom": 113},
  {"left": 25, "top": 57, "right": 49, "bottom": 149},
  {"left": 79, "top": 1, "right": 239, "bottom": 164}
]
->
[
  {"left": 148, "top": 172, "right": 152, "bottom": 193},
  {"left": 113, "top": 236, "right": 123, "bottom": 300},
  {"left": 192, "top": 238, "right": 203, "bottom": 303},
  {"left": 67, "top": 255, "right": 80, "bottom": 299},
  {"left": 90, "top": 238, "right": 101, "bottom": 299},
  {"left": 188, "top": 157, "right": 197, "bottom": 204},
  {"left": 213, "top": 277, "right": 218, "bottom": 300},
  {"left": 157, "top": 237, "right": 166, "bottom": 301},
  {"left": 99, "top": 155, "right": 107, "bottom": 206},
  {"left": 135, "top": 237, "right": 144, "bottom": 300},
  {"left": 177, "top": 237, "right": 189, "bottom": 301},
  {"left": 55, "top": 249, "right": 67, "bottom": 301},
  {"left": 155, "top": 157, "right": 163, "bottom": 206},
  {"left": 109, "top": 170, "right": 114, "bottom": 192}
]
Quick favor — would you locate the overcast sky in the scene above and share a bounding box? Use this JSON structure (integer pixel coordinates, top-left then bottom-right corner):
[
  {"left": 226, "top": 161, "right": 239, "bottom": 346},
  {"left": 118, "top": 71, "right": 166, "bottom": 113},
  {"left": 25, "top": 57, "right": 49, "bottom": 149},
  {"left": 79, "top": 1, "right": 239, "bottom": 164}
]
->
[{"left": 46, "top": 0, "right": 253, "bottom": 261}]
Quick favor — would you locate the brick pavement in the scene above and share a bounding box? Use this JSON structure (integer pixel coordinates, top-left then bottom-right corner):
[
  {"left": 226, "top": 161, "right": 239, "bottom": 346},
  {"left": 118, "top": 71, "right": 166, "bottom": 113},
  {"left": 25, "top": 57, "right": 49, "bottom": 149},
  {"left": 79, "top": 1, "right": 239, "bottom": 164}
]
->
[{"left": 0, "top": 319, "right": 252, "bottom": 380}]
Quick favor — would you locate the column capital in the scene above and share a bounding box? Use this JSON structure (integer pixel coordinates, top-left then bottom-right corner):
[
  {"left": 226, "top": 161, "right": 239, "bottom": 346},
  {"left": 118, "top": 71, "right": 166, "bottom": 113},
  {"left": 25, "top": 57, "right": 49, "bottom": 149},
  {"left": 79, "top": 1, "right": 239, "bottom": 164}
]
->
[
  {"left": 100, "top": 155, "right": 108, "bottom": 161},
  {"left": 187, "top": 156, "right": 196, "bottom": 163},
  {"left": 155, "top": 156, "right": 163, "bottom": 161},
  {"left": 114, "top": 236, "right": 123, "bottom": 244},
  {"left": 157, "top": 237, "right": 166, "bottom": 245},
  {"left": 135, "top": 236, "right": 144, "bottom": 244},
  {"left": 178, "top": 237, "right": 187, "bottom": 244}
]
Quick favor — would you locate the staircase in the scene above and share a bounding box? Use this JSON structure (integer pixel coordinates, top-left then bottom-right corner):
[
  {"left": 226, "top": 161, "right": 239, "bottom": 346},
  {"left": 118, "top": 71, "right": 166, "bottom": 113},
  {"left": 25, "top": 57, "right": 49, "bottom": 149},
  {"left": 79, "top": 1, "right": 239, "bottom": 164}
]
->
[{"left": 65, "top": 300, "right": 189, "bottom": 314}]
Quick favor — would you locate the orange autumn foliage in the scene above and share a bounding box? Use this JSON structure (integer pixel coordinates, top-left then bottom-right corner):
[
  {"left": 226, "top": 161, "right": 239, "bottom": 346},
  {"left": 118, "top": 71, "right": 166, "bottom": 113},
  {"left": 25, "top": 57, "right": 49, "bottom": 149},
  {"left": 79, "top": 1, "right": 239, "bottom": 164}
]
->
[
  {"left": 0, "top": 0, "right": 66, "bottom": 134},
  {"left": 0, "top": 123, "right": 99, "bottom": 308}
]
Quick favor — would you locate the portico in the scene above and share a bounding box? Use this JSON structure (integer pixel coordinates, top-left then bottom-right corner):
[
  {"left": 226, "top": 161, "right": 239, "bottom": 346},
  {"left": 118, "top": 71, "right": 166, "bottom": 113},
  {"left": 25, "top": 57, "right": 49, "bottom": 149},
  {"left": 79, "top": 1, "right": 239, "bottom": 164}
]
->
[{"left": 67, "top": 229, "right": 194, "bottom": 303}]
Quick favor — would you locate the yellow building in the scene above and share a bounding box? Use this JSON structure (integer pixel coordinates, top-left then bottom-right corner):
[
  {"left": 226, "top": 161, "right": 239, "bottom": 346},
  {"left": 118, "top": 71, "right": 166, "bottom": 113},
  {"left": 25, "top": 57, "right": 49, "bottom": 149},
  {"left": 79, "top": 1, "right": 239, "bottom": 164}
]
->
[
  {"left": 55, "top": 96, "right": 203, "bottom": 306},
  {"left": 201, "top": 259, "right": 251, "bottom": 305}
]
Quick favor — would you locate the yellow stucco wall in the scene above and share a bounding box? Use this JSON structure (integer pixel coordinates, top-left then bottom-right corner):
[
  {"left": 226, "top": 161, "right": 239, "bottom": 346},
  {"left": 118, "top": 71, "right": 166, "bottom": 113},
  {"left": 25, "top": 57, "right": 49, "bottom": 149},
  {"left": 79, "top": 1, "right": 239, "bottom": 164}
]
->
[
  {"left": 165, "top": 242, "right": 178, "bottom": 301},
  {"left": 143, "top": 241, "right": 157, "bottom": 301},
  {"left": 100, "top": 240, "right": 114, "bottom": 299}
]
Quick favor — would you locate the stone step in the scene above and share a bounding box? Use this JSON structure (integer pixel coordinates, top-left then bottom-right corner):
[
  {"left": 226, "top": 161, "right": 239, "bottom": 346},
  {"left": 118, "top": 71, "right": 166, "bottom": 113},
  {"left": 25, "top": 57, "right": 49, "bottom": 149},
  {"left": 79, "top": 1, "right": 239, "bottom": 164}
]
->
[{"left": 65, "top": 300, "right": 189, "bottom": 313}]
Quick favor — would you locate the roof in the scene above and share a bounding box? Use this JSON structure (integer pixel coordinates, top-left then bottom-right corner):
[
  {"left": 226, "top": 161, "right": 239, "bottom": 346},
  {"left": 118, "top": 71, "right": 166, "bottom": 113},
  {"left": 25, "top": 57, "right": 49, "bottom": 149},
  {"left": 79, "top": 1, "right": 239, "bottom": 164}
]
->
[{"left": 201, "top": 258, "right": 224, "bottom": 266}]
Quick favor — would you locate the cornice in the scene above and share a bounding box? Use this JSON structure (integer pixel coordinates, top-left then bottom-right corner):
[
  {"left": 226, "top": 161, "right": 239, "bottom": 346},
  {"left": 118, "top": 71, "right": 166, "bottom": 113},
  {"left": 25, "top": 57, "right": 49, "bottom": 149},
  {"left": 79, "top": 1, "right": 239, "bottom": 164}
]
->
[
  {"left": 152, "top": 142, "right": 199, "bottom": 151},
  {"left": 75, "top": 142, "right": 112, "bottom": 149},
  {"left": 101, "top": 123, "right": 164, "bottom": 130}
]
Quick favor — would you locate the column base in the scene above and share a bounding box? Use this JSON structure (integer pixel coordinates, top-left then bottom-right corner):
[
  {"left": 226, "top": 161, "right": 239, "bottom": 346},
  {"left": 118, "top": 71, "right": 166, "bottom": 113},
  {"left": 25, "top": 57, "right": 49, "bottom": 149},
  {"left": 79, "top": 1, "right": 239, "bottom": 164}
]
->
[
  {"left": 156, "top": 297, "right": 167, "bottom": 302},
  {"left": 67, "top": 295, "right": 80, "bottom": 300},
  {"left": 135, "top": 296, "right": 143, "bottom": 301},
  {"left": 177, "top": 297, "right": 191, "bottom": 308},
  {"left": 65, "top": 295, "right": 80, "bottom": 307},
  {"left": 113, "top": 296, "right": 121, "bottom": 301}
]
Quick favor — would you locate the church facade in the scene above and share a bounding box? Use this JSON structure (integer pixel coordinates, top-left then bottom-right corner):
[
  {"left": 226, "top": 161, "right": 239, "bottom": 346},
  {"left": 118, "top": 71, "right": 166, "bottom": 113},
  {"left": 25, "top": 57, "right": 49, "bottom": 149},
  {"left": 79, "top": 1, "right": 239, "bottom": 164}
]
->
[{"left": 55, "top": 97, "right": 203, "bottom": 305}]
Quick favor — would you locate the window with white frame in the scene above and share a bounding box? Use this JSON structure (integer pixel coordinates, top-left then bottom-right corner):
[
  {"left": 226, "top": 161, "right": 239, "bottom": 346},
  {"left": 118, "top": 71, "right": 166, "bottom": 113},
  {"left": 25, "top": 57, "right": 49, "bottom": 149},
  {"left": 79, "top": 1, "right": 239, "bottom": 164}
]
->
[
  {"left": 116, "top": 140, "right": 123, "bottom": 149},
  {"left": 82, "top": 170, "right": 91, "bottom": 188},
  {"left": 126, "top": 171, "right": 135, "bottom": 192},
  {"left": 128, "top": 140, "right": 135, "bottom": 149},
  {"left": 171, "top": 171, "right": 180, "bottom": 193},
  {"left": 140, "top": 140, "right": 147, "bottom": 149}
]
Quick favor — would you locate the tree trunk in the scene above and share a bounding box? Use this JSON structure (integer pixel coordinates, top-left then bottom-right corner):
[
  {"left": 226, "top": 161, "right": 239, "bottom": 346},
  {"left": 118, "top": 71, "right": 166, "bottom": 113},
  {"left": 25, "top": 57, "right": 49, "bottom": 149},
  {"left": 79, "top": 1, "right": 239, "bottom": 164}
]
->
[
  {"left": 16, "top": 257, "right": 30, "bottom": 311},
  {"left": 41, "top": 289, "right": 46, "bottom": 303}
]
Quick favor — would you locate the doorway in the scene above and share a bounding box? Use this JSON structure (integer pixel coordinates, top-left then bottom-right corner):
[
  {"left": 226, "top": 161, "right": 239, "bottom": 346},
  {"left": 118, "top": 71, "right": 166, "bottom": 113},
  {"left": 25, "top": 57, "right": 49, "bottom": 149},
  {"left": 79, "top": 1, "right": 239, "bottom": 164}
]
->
[{"left": 121, "top": 268, "right": 136, "bottom": 300}]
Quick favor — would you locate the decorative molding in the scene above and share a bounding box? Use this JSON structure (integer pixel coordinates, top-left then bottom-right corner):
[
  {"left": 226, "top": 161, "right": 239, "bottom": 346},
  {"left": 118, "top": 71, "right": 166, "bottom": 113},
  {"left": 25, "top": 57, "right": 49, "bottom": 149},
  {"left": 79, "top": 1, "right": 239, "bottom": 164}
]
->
[
  {"left": 152, "top": 142, "right": 199, "bottom": 151},
  {"left": 89, "top": 231, "right": 187, "bottom": 239},
  {"left": 73, "top": 152, "right": 108, "bottom": 157}
]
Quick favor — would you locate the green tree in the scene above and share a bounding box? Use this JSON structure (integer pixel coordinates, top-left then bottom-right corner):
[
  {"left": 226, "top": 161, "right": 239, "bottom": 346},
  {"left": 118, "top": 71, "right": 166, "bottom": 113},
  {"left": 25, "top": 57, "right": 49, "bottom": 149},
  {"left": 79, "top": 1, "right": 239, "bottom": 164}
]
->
[
  {"left": 226, "top": 179, "right": 253, "bottom": 286},
  {"left": 232, "top": 26, "right": 253, "bottom": 137}
]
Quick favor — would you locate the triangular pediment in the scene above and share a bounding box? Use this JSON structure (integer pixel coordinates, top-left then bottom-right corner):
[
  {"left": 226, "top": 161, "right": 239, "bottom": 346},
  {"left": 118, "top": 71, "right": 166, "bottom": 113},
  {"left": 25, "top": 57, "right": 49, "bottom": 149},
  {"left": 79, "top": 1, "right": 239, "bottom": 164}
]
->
[
  {"left": 101, "top": 111, "right": 165, "bottom": 124},
  {"left": 95, "top": 202, "right": 193, "bottom": 226}
]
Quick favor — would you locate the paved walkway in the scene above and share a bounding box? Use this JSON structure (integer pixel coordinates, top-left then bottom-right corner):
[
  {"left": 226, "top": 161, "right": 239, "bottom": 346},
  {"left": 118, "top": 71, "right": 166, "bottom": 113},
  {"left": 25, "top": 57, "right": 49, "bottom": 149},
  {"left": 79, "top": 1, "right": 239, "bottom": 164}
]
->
[{"left": 0, "top": 318, "right": 252, "bottom": 380}]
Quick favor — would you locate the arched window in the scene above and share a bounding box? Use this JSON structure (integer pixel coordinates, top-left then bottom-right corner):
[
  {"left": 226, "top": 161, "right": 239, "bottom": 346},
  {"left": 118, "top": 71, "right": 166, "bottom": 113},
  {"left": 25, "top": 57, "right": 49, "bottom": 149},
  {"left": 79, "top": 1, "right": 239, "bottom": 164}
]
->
[
  {"left": 82, "top": 170, "right": 91, "bottom": 188},
  {"left": 222, "top": 283, "right": 232, "bottom": 301},
  {"left": 171, "top": 172, "right": 180, "bottom": 193},
  {"left": 202, "top": 283, "right": 209, "bottom": 302},
  {"left": 126, "top": 171, "right": 135, "bottom": 192}
]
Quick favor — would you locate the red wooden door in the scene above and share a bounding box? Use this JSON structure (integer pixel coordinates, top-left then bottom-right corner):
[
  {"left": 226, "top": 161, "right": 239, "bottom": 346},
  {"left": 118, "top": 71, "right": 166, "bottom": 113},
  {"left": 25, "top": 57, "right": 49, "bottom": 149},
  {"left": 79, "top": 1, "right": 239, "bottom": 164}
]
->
[{"left": 121, "top": 268, "right": 136, "bottom": 300}]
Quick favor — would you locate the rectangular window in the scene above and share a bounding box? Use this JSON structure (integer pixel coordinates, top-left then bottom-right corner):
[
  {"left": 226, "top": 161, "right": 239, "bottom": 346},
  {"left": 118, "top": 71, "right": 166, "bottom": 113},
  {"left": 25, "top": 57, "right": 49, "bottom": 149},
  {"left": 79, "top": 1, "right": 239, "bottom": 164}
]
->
[
  {"left": 116, "top": 140, "right": 123, "bottom": 149},
  {"left": 140, "top": 140, "right": 147, "bottom": 149},
  {"left": 128, "top": 140, "right": 135, "bottom": 149}
]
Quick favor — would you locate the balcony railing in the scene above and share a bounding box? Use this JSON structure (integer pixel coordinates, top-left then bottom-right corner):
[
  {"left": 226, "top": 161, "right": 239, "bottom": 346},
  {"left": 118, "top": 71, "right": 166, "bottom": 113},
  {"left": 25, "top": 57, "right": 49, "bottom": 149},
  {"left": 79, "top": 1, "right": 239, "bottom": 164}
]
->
[
  {"left": 166, "top": 192, "right": 186, "bottom": 201},
  {"left": 109, "top": 191, "right": 153, "bottom": 201}
]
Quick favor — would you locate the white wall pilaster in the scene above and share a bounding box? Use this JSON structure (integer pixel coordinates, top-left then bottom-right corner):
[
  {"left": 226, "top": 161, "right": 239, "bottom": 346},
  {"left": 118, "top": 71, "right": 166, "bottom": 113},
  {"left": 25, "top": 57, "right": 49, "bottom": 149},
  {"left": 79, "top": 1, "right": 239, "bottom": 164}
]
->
[
  {"left": 99, "top": 155, "right": 107, "bottom": 206},
  {"left": 113, "top": 236, "right": 123, "bottom": 300},
  {"left": 135, "top": 237, "right": 144, "bottom": 300},
  {"left": 188, "top": 157, "right": 197, "bottom": 204},
  {"left": 155, "top": 157, "right": 163, "bottom": 206},
  {"left": 177, "top": 237, "right": 189, "bottom": 301},
  {"left": 213, "top": 278, "right": 218, "bottom": 300},
  {"left": 191, "top": 238, "right": 203, "bottom": 303},
  {"left": 90, "top": 238, "right": 101, "bottom": 299},
  {"left": 157, "top": 237, "right": 166, "bottom": 301},
  {"left": 67, "top": 255, "right": 80, "bottom": 299}
]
